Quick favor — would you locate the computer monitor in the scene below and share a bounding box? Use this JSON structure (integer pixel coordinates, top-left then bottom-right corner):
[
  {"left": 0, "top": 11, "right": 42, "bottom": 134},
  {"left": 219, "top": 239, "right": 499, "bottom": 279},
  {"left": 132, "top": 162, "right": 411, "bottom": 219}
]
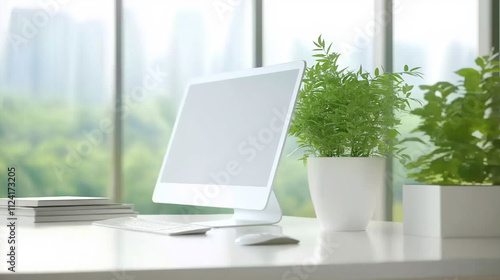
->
[{"left": 153, "top": 61, "right": 306, "bottom": 227}]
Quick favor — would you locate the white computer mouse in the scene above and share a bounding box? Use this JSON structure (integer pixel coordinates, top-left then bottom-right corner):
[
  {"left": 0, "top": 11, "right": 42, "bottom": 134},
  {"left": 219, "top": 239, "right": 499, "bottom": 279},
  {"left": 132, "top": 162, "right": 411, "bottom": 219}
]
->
[{"left": 235, "top": 233, "right": 299, "bottom": 246}]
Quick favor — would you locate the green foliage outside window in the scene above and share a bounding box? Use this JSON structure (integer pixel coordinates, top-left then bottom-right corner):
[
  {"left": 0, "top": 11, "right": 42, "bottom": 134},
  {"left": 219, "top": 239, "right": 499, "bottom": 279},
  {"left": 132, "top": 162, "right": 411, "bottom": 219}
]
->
[{"left": 0, "top": 94, "right": 314, "bottom": 216}]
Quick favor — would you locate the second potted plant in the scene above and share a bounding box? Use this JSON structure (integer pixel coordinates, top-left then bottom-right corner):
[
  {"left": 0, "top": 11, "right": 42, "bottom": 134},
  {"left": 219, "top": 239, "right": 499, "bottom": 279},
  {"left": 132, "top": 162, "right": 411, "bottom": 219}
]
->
[
  {"left": 289, "top": 36, "right": 421, "bottom": 231},
  {"left": 403, "top": 52, "right": 500, "bottom": 238}
]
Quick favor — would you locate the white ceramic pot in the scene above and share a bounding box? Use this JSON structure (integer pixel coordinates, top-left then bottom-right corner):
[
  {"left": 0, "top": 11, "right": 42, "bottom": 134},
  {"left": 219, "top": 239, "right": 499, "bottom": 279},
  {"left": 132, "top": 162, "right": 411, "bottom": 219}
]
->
[
  {"left": 403, "top": 184, "right": 500, "bottom": 238},
  {"left": 307, "top": 157, "right": 386, "bottom": 231}
]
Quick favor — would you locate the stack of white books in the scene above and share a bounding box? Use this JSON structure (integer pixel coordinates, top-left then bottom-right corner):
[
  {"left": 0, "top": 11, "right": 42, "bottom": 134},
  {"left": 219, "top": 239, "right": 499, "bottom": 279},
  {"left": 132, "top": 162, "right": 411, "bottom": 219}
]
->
[{"left": 0, "top": 196, "right": 137, "bottom": 223}]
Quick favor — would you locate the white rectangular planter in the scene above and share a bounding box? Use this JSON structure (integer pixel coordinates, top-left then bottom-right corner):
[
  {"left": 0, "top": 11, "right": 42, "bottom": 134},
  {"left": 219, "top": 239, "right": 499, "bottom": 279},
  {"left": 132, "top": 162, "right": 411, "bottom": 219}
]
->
[{"left": 403, "top": 184, "right": 500, "bottom": 238}]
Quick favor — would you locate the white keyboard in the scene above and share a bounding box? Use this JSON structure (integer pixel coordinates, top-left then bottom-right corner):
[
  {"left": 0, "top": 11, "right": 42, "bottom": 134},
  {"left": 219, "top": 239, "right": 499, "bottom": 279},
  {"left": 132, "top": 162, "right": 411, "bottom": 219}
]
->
[{"left": 93, "top": 217, "right": 211, "bottom": 236}]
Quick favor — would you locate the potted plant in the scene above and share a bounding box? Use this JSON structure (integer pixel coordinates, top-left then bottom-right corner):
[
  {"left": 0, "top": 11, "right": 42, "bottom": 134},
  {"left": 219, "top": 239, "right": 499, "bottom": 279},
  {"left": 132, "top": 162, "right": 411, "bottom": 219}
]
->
[
  {"left": 403, "top": 52, "right": 500, "bottom": 238},
  {"left": 289, "top": 36, "right": 421, "bottom": 231}
]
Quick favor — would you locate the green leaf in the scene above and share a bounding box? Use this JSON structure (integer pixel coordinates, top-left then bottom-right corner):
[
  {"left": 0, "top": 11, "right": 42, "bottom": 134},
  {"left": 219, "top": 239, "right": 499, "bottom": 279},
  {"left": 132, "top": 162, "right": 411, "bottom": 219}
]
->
[
  {"left": 484, "top": 68, "right": 500, "bottom": 73},
  {"left": 387, "top": 129, "right": 399, "bottom": 139},
  {"left": 455, "top": 68, "right": 481, "bottom": 91},
  {"left": 404, "top": 65, "right": 409, "bottom": 71},
  {"left": 475, "top": 57, "right": 485, "bottom": 68},
  {"left": 455, "top": 68, "right": 479, "bottom": 78}
]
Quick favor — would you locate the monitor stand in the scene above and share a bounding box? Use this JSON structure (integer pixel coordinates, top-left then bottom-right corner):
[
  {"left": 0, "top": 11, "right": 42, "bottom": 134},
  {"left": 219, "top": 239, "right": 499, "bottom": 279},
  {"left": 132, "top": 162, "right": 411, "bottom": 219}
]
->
[{"left": 192, "top": 191, "right": 282, "bottom": 228}]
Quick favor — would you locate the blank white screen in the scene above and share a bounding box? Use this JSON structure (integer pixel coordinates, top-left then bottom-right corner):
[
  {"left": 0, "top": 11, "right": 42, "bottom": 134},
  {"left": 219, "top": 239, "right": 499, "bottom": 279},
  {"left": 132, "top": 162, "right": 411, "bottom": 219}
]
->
[{"left": 161, "top": 69, "right": 299, "bottom": 187}]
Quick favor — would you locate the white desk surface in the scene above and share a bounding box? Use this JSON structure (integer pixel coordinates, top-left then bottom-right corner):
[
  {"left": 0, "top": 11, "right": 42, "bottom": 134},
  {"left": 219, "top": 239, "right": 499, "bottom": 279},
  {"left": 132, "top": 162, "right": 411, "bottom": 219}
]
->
[{"left": 1, "top": 215, "right": 500, "bottom": 280}]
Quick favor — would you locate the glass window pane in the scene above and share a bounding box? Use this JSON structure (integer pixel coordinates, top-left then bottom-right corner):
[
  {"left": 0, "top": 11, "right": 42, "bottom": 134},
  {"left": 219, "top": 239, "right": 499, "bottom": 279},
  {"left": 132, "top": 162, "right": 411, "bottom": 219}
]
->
[
  {"left": 392, "top": 0, "right": 479, "bottom": 221},
  {"left": 264, "top": 0, "right": 375, "bottom": 217},
  {"left": 0, "top": 0, "right": 114, "bottom": 197},
  {"left": 264, "top": 0, "right": 375, "bottom": 70},
  {"left": 123, "top": 0, "right": 254, "bottom": 214}
]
